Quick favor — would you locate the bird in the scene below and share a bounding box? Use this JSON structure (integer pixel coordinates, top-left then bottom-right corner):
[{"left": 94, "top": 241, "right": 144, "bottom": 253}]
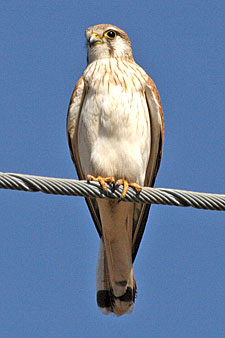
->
[{"left": 67, "top": 24, "right": 164, "bottom": 316}]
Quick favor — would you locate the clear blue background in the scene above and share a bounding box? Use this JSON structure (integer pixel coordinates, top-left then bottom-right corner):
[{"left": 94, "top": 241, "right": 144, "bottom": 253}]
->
[{"left": 0, "top": 1, "right": 224, "bottom": 337}]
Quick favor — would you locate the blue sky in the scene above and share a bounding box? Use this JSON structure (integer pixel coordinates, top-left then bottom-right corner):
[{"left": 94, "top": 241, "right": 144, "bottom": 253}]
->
[{"left": 0, "top": 1, "right": 224, "bottom": 337}]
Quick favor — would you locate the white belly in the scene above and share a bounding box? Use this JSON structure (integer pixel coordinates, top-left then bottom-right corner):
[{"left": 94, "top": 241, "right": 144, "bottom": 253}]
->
[{"left": 78, "top": 85, "right": 150, "bottom": 185}]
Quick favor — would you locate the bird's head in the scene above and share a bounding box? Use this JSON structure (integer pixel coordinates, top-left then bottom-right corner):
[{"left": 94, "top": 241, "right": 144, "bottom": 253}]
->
[{"left": 85, "top": 24, "right": 133, "bottom": 64}]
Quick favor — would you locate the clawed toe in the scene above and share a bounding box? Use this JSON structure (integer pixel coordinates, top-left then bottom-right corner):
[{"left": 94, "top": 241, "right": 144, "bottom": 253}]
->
[
  {"left": 87, "top": 175, "right": 115, "bottom": 192},
  {"left": 87, "top": 175, "right": 142, "bottom": 198},
  {"left": 115, "top": 179, "right": 142, "bottom": 199}
]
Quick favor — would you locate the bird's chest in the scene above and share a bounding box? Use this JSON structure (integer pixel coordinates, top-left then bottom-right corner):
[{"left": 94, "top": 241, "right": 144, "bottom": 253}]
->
[
  {"left": 81, "top": 59, "right": 147, "bottom": 136},
  {"left": 82, "top": 81, "right": 147, "bottom": 141}
]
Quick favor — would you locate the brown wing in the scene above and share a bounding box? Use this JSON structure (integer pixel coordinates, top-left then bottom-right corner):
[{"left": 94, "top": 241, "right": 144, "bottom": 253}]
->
[
  {"left": 131, "top": 75, "right": 164, "bottom": 262},
  {"left": 67, "top": 76, "right": 103, "bottom": 237}
]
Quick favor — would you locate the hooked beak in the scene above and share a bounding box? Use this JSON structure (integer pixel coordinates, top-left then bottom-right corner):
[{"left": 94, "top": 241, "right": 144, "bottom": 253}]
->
[{"left": 88, "top": 33, "right": 103, "bottom": 47}]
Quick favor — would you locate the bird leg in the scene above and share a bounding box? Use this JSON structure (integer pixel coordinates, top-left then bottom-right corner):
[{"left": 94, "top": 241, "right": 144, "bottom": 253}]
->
[
  {"left": 115, "top": 179, "right": 142, "bottom": 199},
  {"left": 87, "top": 175, "right": 115, "bottom": 192}
]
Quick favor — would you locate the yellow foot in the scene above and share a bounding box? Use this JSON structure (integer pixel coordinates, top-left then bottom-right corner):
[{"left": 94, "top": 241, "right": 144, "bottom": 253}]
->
[
  {"left": 87, "top": 175, "right": 115, "bottom": 192},
  {"left": 115, "top": 179, "right": 142, "bottom": 199}
]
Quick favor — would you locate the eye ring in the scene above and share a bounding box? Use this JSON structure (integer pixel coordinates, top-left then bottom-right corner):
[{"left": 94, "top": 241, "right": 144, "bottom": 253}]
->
[{"left": 104, "top": 30, "right": 117, "bottom": 39}]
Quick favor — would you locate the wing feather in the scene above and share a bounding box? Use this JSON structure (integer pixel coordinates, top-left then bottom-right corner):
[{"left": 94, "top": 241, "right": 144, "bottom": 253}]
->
[
  {"left": 67, "top": 77, "right": 103, "bottom": 237},
  {"left": 131, "top": 75, "right": 164, "bottom": 261}
]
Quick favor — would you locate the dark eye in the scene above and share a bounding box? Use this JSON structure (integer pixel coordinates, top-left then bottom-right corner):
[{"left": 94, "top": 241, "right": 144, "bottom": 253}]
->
[{"left": 104, "top": 30, "right": 117, "bottom": 39}]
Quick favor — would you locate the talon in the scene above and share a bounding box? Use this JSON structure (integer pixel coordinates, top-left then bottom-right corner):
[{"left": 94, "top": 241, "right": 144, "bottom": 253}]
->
[
  {"left": 116, "top": 179, "right": 142, "bottom": 198},
  {"left": 87, "top": 175, "right": 115, "bottom": 192},
  {"left": 116, "top": 179, "right": 129, "bottom": 198}
]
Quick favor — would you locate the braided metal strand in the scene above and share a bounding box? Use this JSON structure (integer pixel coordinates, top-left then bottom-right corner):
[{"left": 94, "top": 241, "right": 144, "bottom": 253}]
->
[{"left": 0, "top": 172, "right": 224, "bottom": 211}]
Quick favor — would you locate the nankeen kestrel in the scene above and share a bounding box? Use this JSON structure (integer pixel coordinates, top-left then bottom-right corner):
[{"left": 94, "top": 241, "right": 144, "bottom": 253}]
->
[{"left": 67, "top": 24, "right": 164, "bottom": 316}]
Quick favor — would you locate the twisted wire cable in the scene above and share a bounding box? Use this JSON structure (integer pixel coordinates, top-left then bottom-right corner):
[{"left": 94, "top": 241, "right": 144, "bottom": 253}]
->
[{"left": 0, "top": 171, "right": 224, "bottom": 211}]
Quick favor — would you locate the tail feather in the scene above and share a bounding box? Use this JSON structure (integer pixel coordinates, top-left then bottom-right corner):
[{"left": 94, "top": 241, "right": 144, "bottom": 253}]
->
[
  {"left": 96, "top": 237, "right": 137, "bottom": 316},
  {"left": 96, "top": 199, "right": 137, "bottom": 316}
]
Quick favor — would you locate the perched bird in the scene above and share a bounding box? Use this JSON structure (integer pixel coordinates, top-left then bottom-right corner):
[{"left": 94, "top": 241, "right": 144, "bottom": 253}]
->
[{"left": 67, "top": 24, "right": 164, "bottom": 316}]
